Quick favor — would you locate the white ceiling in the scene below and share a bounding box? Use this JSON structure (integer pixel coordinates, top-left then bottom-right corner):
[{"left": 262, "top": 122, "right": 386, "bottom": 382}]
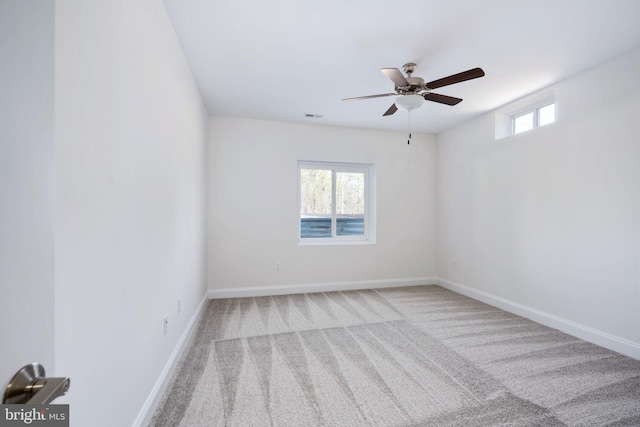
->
[{"left": 162, "top": 0, "right": 640, "bottom": 134}]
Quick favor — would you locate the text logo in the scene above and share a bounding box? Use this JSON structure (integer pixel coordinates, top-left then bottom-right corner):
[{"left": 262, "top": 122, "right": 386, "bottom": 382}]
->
[{"left": 1, "top": 405, "right": 69, "bottom": 427}]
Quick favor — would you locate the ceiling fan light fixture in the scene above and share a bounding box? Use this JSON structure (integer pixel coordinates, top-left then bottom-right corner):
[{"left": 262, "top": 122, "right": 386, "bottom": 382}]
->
[{"left": 395, "top": 94, "right": 424, "bottom": 112}]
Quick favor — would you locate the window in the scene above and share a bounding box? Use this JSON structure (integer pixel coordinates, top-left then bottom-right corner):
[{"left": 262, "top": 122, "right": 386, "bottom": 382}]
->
[
  {"left": 298, "top": 161, "right": 374, "bottom": 244},
  {"left": 512, "top": 102, "right": 555, "bottom": 135},
  {"left": 537, "top": 103, "right": 555, "bottom": 126},
  {"left": 495, "top": 90, "right": 555, "bottom": 140}
]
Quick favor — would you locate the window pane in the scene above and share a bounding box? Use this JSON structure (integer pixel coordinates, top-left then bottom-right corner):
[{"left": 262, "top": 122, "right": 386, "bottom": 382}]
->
[
  {"left": 336, "top": 172, "right": 364, "bottom": 236},
  {"left": 513, "top": 112, "right": 534, "bottom": 134},
  {"left": 538, "top": 103, "right": 555, "bottom": 126},
  {"left": 300, "top": 169, "right": 332, "bottom": 238}
]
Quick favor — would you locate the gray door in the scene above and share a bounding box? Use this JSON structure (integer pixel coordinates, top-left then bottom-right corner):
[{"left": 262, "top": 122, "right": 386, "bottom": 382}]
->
[{"left": 0, "top": 0, "right": 56, "bottom": 390}]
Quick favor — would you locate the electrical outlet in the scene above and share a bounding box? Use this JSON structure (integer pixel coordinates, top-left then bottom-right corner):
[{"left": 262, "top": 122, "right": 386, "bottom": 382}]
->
[
  {"left": 177, "top": 298, "right": 181, "bottom": 315},
  {"left": 163, "top": 315, "right": 168, "bottom": 335},
  {"left": 275, "top": 261, "right": 281, "bottom": 271}
]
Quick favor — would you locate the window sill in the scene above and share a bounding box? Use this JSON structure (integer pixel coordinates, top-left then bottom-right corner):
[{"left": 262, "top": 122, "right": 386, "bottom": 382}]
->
[{"left": 297, "top": 238, "right": 376, "bottom": 246}]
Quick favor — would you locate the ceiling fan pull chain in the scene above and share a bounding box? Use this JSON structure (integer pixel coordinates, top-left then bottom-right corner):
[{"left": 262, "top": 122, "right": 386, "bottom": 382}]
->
[{"left": 407, "top": 110, "right": 412, "bottom": 145}]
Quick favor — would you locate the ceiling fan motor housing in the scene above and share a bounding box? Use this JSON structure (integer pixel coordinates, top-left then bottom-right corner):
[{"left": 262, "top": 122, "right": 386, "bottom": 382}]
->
[{"left": 402, "top": 76, "right": 426, "bottom": 94}]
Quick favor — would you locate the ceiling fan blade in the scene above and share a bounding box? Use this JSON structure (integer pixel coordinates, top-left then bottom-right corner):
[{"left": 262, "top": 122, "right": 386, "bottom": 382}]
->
[
  {"left": 342, "top": 93, "right": 397, "bottom": 101},
  {"left": 381, "top": 68, "right": 409, "bottom": 87},
  {"left": 426, "top": 67, "right": 485, "bottom": 89},
  {"left": 423, "top": 92, "right": 463, "bottom": 106},
  {"left": 383, "top": 103, "right": 398, "bottom": 116}
]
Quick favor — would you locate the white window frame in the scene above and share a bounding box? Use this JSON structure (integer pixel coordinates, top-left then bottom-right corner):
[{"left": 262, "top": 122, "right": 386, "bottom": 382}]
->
[
  {"left": 511, "top": 100, "right": 555, "bottom": 135},
  {"left": 297, "top": 160, "right": 375, "bottom": 245},
  {"left": 494, "top": 89, "right": 556, "bottom": 140}
]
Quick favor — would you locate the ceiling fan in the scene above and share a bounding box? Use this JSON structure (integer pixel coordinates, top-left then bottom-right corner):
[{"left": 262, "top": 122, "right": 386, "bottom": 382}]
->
[{"left": 342, "top": 63, "right": 485, "bottom": 116}]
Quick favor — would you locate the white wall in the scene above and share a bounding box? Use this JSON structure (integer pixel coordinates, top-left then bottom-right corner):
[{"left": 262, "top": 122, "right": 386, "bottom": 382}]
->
[
  {"left": 208, "top": 118, "right": 436, "bottom": 292},
  {"left": 54, "top": 1, "right": 208, "bottom": 426},
  {"left": 0, "top": 0, "right": 55, "bottom": 385},
  {"left": 437, "top": 48, "right": 640, "bottom": 354}
]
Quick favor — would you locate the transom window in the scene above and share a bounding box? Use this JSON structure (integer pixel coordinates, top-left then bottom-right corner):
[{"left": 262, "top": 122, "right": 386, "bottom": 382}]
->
[
  {"left": 298, "top": 161, "right": 374, "bottom": 244},
  {"left": 512, "top": 102, "right": 555, "bottom": 135},
  {"left": 494, "top": 90, "right": 556, "bottom": 140}
]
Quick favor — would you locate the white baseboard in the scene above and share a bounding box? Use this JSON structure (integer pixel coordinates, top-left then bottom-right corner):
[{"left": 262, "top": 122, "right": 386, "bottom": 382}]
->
[
  {"left": 208, "top": 277, "right": 437, "bottom": 299},
  {"left": 436, "top": 277, "right": 640, "bottom": 360},
  {"left": 132, "top": 293, "right": 209, "bottom": 427}
]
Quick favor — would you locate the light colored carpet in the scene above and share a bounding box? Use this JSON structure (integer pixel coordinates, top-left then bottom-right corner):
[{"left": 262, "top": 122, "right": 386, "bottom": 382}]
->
[{"left": 150, "top": 286, "right": 640, "bottom": 426}]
